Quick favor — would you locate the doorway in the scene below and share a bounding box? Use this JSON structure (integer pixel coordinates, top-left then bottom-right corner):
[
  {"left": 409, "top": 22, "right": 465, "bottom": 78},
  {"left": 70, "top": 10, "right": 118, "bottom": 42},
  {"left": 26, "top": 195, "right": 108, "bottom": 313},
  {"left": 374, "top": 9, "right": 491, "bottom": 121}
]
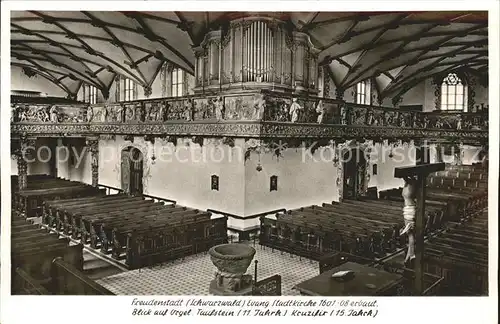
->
[
  {"left": 342, "top": 147, "right": 367, "bottom": 200},
  {"left": 121, "top": 146, "right": 144, "bottom": 195}
]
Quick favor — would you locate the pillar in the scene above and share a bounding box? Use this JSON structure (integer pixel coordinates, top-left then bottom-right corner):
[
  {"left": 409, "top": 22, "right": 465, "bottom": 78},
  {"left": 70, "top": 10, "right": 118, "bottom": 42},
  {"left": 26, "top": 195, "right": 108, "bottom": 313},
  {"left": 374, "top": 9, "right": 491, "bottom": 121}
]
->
[
  {"left": 17, "top": 136, "right": 36, "bottom": 190},
  {"left": 165, "top": 62, "right": 174, "bottom": 97},
  {"left": 86, "top": 137, "right": 99, "bottom": 187}
]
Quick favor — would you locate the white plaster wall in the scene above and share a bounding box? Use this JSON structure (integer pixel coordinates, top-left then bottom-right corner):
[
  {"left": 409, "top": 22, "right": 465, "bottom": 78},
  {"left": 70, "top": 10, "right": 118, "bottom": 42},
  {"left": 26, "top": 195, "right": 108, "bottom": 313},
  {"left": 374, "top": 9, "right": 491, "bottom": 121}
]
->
[
  {"left": 399, "top": 81, "right": 426, "bottom": 108},
  {"left": 462, "top": 145, "right": 483, "bottom": 165},
  {"left": 244, "top": 146, "right": 338, "bottom": 215},
  {"left": 368, "top": 142, "right": 417, "bottom": 192},
  {"left": 11, "top": 66, "right": 67, "bottom": 97},
  {"left": 54, "top": 142, "right": 92, "bottom": 184},
  {"left": 11, "top": 138, "right": 54, "bottom": 176},
  {"left": 98, "top": 136, "right": 246, "bottom": 215}
]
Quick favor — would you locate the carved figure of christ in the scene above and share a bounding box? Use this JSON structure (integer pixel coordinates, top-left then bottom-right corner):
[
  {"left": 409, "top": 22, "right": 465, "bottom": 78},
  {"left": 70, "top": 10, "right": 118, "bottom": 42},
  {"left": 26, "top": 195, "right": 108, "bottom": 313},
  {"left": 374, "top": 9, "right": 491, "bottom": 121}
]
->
[{"left": 394, "top": 162, "right": 445, "bottom": 295}]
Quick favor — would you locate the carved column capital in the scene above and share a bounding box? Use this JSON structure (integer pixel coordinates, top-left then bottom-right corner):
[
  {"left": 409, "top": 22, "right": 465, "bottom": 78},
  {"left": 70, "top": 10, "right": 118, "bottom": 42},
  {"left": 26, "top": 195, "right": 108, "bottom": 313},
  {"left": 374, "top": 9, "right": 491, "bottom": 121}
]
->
[
  {"left": 392, "top": 95, "right": 402, "bottom": 108},
  {"left": 143, "top": 85, "right": 152, "bottom": 98},
  {"left": 376, "top": 94, "right": 383, "bottom": 106},
  {"left": 335, "top": 88, "right": 345, "bottom": 100}
]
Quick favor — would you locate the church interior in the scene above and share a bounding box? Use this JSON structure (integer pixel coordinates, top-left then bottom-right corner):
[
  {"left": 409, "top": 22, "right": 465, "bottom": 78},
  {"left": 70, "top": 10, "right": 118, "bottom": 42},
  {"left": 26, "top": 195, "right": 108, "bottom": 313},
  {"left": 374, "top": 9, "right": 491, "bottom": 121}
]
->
[{"left": 7, "top": 11, "right": 489, "bottom": 296}]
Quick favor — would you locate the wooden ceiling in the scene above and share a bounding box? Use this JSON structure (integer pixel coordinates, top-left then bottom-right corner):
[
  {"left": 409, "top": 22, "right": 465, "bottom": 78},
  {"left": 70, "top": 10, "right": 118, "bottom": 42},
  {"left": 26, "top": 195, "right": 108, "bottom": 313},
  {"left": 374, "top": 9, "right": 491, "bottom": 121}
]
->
[{"left": 11, "top": 11, "right": 488, "bottom": 99}]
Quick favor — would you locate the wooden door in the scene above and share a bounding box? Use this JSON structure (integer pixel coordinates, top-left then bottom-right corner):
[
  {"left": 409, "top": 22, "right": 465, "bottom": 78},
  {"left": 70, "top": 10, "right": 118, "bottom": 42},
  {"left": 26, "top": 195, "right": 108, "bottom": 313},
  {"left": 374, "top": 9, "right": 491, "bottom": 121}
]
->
[{"left": 121, "top": 150, "right": 131, "bottom": 194}]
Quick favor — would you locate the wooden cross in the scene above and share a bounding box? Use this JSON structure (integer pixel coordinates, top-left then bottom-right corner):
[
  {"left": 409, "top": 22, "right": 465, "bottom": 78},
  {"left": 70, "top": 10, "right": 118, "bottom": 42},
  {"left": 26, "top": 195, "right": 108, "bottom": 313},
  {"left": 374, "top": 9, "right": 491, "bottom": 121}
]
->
[{"left": 394, "top": 162, "right": 445, "bottom": 295}]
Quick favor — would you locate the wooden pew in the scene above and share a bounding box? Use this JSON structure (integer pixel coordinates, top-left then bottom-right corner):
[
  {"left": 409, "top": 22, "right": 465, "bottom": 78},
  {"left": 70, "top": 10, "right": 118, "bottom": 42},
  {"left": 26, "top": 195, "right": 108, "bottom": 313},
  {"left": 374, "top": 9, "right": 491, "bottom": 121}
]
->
[
  {"left": 51, "top": 257, "right": 114, "bottom": 295},
  {"left": 11, "top": 214, "right": 114, "bottom": 295},
  {"left": 12, "top": 242, "right": 84, "bottom": 288},
  {"left": 57, "top": 196, "right": 149, "bottom": 237},
  {"left": 41, "top": 194, "right": 229, "bottom": 269},
  {"left": 13, "top": 267, "right": 51, "bottom": 295},
  {"left": 100, "top": 206, "right": 198, "bottom": 253},
  {"left": 261, "top": 211, "right": 371, "bottom": 258},
  {"left": 124, "top": 216, "right": 228, "bottom": 269},
  {"left": 16, "top": 185, "right": 105, "bottom": 218},
  {"left": 422, "top": 208, "right": 488, "bottom": 295},
  {"left": 303, "top": 205, "right": 397, "bottom": 256},
  {"left": 342, "top": 199, "right": 446, "bottom": 231},
  {"left": 44, "top": 194, "right": 144, "bottom": 236},
  {"left": 110, "top": 209, "right": 211, "bottom": 258}
]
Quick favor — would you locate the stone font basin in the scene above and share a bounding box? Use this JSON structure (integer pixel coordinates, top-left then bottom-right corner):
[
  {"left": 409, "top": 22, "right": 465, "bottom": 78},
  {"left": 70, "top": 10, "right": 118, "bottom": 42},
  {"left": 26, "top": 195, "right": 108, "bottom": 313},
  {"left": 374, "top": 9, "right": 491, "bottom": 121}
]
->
[{"left": 209, "top": 243, "right": 256, "bottom": 275}]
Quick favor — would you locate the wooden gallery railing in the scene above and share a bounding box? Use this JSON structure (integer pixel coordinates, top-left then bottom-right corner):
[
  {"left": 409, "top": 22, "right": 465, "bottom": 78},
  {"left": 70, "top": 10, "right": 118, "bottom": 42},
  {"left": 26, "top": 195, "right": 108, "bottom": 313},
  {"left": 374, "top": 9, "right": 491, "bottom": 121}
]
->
[{"left": 10, "top": 90, "right": 488, "bottom": 135}]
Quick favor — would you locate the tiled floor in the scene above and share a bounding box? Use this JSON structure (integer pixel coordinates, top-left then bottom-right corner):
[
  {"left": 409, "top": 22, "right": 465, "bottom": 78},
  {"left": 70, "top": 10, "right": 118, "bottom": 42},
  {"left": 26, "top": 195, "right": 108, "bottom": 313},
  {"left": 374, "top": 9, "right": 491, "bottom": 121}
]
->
[{"left": 96, "top": 243, "right": 319, "bottom": 296}]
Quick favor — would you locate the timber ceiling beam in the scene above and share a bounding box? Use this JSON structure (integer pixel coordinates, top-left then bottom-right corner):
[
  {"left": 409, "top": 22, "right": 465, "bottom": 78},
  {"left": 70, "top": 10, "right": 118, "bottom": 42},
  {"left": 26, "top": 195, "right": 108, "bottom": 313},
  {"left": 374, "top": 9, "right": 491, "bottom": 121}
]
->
[
  {"left": 82, "top": 11, "right": 149, "bottom": 86},
  {"left": 389, "top": 60, "right": 487, "bottom": 99},
  {"left": 342, "top": 23, "right": 486, "bottom": 88},
  {"left": 338, "top": 13, "right": 411, "bottom": 87},
  {"left": 11, "top": 24, "right": 144, "bottom": 87},
  {"left": 381, "top": 43, "right": 473, "bottom": 88},
  {"left": 379, "top": 40, "right": 486, "bottom": 94},
  {"left": 12, "top": 48, "right": 106, "bottom": 90},
  {"left": 12, "top": 62, "right": 76, "bottom": 96},
  {"left": 121, "top": 12, "right": 194, "bottom": 72},
  {"left": 28, "top": 11, "right": 110, "bottom": 88}
]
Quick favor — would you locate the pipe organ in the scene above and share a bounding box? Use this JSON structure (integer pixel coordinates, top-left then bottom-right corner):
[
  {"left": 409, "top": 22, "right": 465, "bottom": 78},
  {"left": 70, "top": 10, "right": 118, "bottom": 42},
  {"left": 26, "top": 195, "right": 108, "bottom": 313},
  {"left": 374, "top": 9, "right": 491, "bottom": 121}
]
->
[{"left": 193, "top": 17, "right": 320, "bottom": 95}]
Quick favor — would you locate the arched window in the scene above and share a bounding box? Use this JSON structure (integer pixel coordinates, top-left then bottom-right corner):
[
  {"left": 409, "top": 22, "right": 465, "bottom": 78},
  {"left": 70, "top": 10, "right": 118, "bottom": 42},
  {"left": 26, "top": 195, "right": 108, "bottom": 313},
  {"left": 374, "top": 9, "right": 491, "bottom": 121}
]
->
[
  {"left": 356, "top": 81, "right": 367, "bottom": 105},
  {"left": 440, "top": 73, "right": 467, "bottom": 111},
  {"left": 83, "top": 84, "right": 97, "bottom": 104},
  {"left": 121, "top": 78, "right": 136, "bottom": 101},
  {"left": 172, "top": 68, "right": 184, "bottom": 97}
]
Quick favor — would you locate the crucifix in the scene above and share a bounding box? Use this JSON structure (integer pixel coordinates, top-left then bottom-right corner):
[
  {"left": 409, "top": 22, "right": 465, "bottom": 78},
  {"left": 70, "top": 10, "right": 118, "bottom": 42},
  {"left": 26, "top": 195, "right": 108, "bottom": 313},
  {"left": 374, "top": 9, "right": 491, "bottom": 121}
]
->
[{"left": 394, "top": 162, "right": 445, "bottom": 295}]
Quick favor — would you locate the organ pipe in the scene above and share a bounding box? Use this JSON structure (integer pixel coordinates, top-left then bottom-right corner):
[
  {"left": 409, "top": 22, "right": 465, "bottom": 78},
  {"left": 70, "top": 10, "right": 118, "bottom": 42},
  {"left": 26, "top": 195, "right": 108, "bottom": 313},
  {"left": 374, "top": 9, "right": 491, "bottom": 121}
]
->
[
  {"left": 252, "top": 24, "right": 258, "bottom": 81},
  {"left": 229, "top": 28, "right": 233, "bottom": 82},
  {"left": 256, "top": 22, "right": 259, "bottom": 80},
  {"left": 248, "top": 23, "right": 252, "bottom": 81},
  {"left": 258, "top": 22, "right": 261, "bottom": 80},
  {"left": 263, "top": 24, "right": 266, "bottom": 81},
  {"left": 218, "top": 41, "right": 222, "bottom": 84},
  {"left": 246, "top": 25, "right": 249, "bottom": 81},
  {"left": 280, "top": 29, "right": 284, "bottom": 83},
  {"left": 268, "top": 26, "right": 272, "bottom": 82},
  {"left": 241, "top": 25, "right": 244, "bottom": 82},
  {"left": 264, "top": 22, "right": 268, "bottom": 81}
]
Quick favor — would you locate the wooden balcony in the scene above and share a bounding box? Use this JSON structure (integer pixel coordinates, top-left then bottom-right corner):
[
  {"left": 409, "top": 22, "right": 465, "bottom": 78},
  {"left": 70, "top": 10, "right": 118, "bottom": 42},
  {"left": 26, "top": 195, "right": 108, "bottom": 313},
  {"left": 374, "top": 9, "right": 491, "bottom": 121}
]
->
[{"left": 10, "top": 90, "right": 488, "bottom": 143}]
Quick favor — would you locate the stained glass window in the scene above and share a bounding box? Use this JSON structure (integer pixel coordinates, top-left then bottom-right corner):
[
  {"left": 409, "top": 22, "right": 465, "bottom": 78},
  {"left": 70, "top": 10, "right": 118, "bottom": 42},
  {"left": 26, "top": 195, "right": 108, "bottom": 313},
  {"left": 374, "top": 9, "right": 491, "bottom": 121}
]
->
[{"left": 440, "top": 73, "right": 467, "bottom": 111}]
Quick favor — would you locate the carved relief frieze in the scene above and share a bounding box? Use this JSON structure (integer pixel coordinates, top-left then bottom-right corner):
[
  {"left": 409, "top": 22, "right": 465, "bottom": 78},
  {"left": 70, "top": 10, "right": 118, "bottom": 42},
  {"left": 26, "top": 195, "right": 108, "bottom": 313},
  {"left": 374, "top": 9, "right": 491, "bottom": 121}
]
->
[
  {"left": 11, "top": 91, "right": 488, "bottom": 144},
  {"left": 11, "top": 121, "right": 487, "bottom": 143},
  {"left": 12, "top": 104, "right": 87, "bottom": 123}
]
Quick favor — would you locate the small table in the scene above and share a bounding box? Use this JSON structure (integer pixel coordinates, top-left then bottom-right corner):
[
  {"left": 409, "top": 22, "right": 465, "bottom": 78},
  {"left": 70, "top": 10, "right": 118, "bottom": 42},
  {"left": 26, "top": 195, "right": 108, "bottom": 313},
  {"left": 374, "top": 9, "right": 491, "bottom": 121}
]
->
[{"left": 294, "top": 262, "right": 403, "bottom": 296}]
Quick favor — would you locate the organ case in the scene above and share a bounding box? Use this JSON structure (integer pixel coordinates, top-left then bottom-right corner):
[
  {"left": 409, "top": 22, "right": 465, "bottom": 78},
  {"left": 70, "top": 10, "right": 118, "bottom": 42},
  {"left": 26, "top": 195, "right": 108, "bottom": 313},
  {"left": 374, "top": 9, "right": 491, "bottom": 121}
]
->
[{"left": 192, "top": 17, "right": 320, "bottom": 95}]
